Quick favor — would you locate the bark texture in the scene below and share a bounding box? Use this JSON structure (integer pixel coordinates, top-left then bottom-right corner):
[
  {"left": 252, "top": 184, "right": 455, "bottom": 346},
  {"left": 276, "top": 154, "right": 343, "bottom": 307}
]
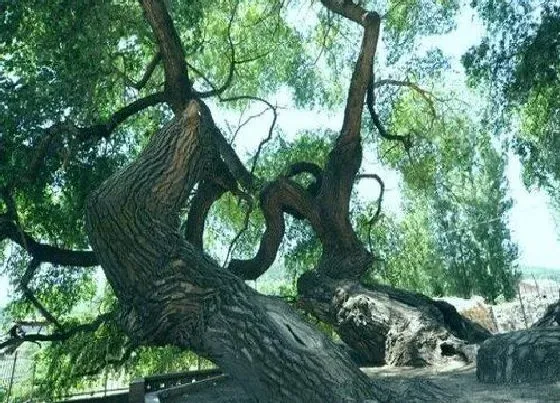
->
[
  {"left": 298, "top": 274, "right": 489, "bottom": 367},
  {"left": 85, "top": 101, "right": 380, "bottom": 402},
  {"left": 476, "top": 327, "right": 560, "bottom": 383},
  {"left": 83, "top": 1, "right": 469, "bottom": 400},
  {"left": 226, "top": 0, "right": 488, "bottom": 369},
  {"left": 475, "top": 299, "right": 560, "bottom": 384}
]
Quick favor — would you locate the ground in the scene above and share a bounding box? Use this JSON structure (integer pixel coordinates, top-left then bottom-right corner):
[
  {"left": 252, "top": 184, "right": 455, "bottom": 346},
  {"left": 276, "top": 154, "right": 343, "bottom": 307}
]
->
[
  {"left": 162, "top": 278, "right": 560, "bottom": 402},
  {"left": 161, "top": 364, "right": 560, "bottom": 402}
]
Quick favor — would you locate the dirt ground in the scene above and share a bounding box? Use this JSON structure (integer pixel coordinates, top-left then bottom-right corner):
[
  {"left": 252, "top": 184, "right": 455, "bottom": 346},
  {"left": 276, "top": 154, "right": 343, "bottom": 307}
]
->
[
  {"left": 364, "top": 363, "right": 560, "bottom": 402},
  {"left": 171, "top": 363, "right": 560, "bottom": 402}
]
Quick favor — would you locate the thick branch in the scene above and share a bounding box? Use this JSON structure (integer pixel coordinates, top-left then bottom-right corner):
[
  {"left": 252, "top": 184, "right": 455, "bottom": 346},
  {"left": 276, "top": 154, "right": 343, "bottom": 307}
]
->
[
  {"left": 319, "top": 7, "right": 380, "bottom": 209},
  {"left": 139, "top": 0, "right": 192, "bottom": 112},
  {"left": 337, "top": 12, "right": 380, "bottom": 142},
  {"left": 77, "top": 92, "right": 166, "bottom": 141},
  {"left": 314, "top": 8, "right": 380, "bottom": 262},
  {"left": 184, "top": 181, "right": 228, "bottom": 249},
  {"left": 0, "top": 216, "right": 98, "bottom": 267},
  {"left": 320, "top": 0, "right": 376, "bottom": 26}
]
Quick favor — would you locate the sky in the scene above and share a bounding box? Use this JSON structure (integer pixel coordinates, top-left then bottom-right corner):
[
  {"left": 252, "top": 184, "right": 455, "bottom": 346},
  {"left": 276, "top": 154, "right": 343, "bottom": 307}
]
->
[
  {"left": 220, "top": 5, "right": 560, "bottom": 270},
  {"left": 2, "top": 2, "right": 560, "bottom": 308}
]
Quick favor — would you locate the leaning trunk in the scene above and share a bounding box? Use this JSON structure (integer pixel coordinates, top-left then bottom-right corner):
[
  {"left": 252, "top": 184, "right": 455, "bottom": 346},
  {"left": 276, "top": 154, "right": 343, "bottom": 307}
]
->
[
  {"left": 84, "top": 101, "right": 377, "bottom": 402},
  {"left": 298, "top": 273, "right": 490, "bottom": 367}
]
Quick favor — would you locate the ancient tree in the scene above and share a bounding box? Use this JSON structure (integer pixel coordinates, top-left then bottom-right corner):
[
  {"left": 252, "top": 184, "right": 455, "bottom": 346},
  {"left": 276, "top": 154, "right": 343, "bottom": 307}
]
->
[{"left": 1, "top": 0, "right": 493, "bottom": 401}]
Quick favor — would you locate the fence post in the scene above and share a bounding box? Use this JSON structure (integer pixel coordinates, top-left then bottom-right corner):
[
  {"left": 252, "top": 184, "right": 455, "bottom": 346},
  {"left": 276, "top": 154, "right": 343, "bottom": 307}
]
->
[
  {"left": 488, "top": 305, "right": 499, "bottom": 333},
  {"left": 517, "top": 282, "right": 529, "bottom": 329},
  {"left": 532, "top": 274, "right": 540, "bottom": 297},
  {"left": 7, "top": 351, "right": 17, "bottom": 402},
  {"left": 129, "top": 378, "right": 145, "bottom": 403},
  {"left": 30, "top": 361, "right": 36, "bottom": 400}
]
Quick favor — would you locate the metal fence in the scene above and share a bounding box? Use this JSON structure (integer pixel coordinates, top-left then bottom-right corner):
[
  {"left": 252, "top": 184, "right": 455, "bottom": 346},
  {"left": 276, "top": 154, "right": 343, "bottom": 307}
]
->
[
  {"left": 0, "top": 351, "right": 36, "bottom": 402},
  {"left": 476, "top": 275, "right": 560, "bottom": 334}
]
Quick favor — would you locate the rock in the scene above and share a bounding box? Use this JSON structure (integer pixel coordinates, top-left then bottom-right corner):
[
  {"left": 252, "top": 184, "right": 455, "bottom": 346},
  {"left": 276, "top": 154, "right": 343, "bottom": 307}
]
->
[{"left": 476, "top": 327, "right": 560, "bottom": 383}]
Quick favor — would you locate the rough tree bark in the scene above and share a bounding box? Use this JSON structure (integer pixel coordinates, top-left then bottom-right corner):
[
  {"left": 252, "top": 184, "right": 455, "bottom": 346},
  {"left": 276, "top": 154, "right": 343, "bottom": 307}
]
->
[
  {"left": 476, "top": 300, "right": 560, "bottom": 383},
  {"left": 476, "top": 327, "right": 560, "bottom": 383},
  {"left": 83, "top": 0, "right": 473, "bottom": 401},
  {"left": 85, "top": 100, "right": 380, "bottom": 402},
  {"left": 84, "top": 1, "right": 382, "bottom": 401},
  {"left": 229, "top": 0, "right": 490, "bottom": 368}
]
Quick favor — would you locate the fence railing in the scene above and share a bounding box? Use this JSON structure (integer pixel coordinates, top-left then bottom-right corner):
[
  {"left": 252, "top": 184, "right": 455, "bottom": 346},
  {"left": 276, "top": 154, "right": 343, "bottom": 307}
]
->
[{"left": 129, "top": 368, "right": 223, "bottom": 402}]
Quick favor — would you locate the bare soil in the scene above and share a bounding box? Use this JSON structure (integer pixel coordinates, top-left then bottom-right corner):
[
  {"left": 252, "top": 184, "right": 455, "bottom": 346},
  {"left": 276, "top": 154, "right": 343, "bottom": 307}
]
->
[
  {"left": 364, "top": 363, "right": 560, "bottom": 402},
  {"left": 171, "top": 363, "right": 560, "bottom": 402}
]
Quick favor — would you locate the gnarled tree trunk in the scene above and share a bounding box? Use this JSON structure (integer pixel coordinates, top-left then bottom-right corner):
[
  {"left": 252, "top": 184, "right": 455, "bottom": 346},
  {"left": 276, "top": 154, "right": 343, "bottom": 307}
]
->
[
  {"left": 298, "top": 274, "right": 490, "bottom": 367},
  {"left": 83, "top": 0, "right": 471, "bottom": 401},
  {"left": 85, "top": 101, "right": 378, "bottom": 402}
]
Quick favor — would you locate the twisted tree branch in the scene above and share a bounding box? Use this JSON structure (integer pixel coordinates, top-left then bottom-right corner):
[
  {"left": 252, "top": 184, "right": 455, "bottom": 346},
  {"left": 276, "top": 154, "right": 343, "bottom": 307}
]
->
[
  {"left": 228, "top": 178, "right": 323, "bottom": 280},
  {"left": 0, "top": 216, "right": 98, "bottom": 267}
]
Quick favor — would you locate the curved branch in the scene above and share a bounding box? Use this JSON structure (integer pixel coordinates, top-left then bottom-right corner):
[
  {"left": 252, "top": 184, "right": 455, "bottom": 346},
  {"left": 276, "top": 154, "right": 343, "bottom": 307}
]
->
[
  {"left": 366, "top": 79, "right": 412, "bottom": 149},
  {"left": 184, "top": 181, "right": 228, "bottom": 249},
  {"left": 372, "top": 79, "right": 436, "bottom": 117},
  {"left": 0, "top": 216, "right": 98, "bottom": 267},
  {"left": 133, "top": 51, "right": 162, "bottom": 90},
  {"left": 228, "top": 178, "right": 322, "bottom": 280},
  {"left": 286, "top": 162, "right": 324, "bottom": 182},
  {"left": 26, "top": 92, "right": 165, "bottom": 181},
  {"left": 77, "top": 91, "right": 166, "bottom": 141},
  {"left": 367, "top": 78, "right": 436, "bottom": 148}
]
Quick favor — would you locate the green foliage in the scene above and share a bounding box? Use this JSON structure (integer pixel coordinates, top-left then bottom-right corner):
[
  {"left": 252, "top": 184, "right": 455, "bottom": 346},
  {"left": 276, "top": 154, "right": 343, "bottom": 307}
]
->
[
  {"left": 0, "top": 0, "right": 527, "bottom": 396},
  {"left": 464, "top": 1, "right": 560, "bottom": 207},
  {"left": 361, "top": 207, "right": 446, "bottom": 296},
  {"left": 429, "top": 141, "right": 519, "bottom": 302}
]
